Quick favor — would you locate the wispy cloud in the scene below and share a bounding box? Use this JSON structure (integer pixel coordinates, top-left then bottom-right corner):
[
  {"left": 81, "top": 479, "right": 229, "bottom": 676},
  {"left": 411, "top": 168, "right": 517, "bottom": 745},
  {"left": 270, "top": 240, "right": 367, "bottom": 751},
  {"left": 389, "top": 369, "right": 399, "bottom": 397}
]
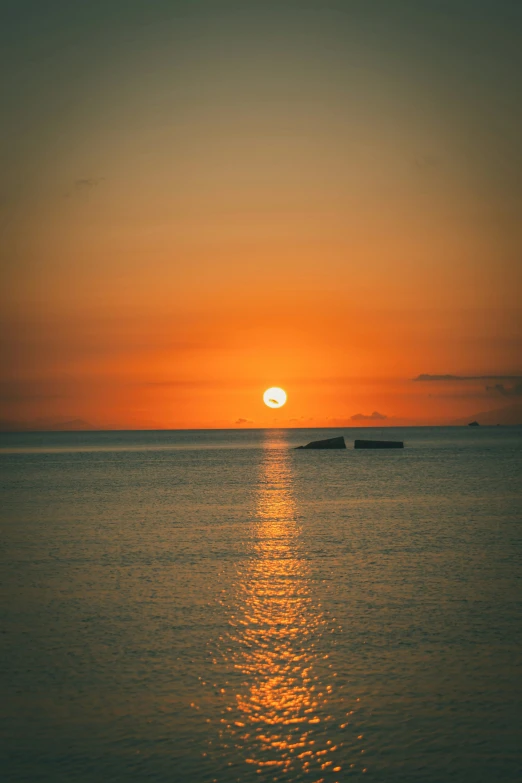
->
[
  {"left": 412, "top": 154, "right": 441, "bottom": 171},
  {"left": 0, "top": 417, "right": 92, "bottom": 432},
  {"left": 414, "top": 374, "right": 522, "bottom": 382},
  {"left": 74, "top": 177, "right": 104, "bottom": 190},
  {"left": 64, "top": 178, "right": 105, "bottom": 198}
]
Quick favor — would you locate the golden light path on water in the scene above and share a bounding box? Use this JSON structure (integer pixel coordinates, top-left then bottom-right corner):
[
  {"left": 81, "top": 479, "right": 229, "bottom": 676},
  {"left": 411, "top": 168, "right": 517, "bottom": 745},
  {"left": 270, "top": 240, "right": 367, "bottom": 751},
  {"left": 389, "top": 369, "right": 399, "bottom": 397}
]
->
[{"left": 210, "top": 433, "right": 364, "bottom": 781}]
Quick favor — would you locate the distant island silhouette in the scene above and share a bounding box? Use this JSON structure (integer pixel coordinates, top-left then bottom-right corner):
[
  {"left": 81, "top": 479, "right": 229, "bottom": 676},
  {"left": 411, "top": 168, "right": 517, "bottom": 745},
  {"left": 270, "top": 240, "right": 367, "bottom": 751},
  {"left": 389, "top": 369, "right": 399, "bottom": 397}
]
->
[{"left": 452, "top": 403, "right": 522, "bottom": 426}]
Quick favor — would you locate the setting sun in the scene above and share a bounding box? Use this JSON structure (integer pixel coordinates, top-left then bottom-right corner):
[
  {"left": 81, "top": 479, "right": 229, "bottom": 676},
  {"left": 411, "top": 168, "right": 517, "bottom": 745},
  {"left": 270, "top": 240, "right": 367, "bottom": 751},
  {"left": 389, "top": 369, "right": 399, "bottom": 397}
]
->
[{"left": 263, "top": 387, "right": 287, "bottom": 409}]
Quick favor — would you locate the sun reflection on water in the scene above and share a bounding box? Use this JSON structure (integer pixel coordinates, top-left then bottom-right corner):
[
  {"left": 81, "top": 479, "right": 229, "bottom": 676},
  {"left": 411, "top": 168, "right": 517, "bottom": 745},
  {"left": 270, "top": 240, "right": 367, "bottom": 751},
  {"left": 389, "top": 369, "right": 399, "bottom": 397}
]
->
[{"left": 211, "top": 433, "right": 358, "bottom": 781}]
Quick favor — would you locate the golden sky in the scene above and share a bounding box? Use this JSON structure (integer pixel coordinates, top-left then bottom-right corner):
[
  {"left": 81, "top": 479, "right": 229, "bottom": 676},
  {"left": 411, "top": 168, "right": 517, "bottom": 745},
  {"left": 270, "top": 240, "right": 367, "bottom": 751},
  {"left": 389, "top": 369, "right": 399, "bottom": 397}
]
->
[{"left": 1, "top": 1, "right": 521, "bottom": 429}]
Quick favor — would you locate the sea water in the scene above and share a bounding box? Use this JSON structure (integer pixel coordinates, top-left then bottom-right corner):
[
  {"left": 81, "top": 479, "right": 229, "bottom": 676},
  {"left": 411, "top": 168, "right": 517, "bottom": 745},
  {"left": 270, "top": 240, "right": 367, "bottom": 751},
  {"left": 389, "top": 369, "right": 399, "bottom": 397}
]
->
[{"left": 1, "top": 427, "right": 521, "bottom": 782}]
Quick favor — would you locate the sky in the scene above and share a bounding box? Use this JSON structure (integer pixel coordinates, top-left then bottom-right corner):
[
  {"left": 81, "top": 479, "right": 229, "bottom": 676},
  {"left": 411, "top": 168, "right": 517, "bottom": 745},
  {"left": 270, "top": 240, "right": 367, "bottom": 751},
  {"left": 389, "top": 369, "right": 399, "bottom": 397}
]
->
[{"left": 1, "top": 0, "right": 521, "bottom": 429}]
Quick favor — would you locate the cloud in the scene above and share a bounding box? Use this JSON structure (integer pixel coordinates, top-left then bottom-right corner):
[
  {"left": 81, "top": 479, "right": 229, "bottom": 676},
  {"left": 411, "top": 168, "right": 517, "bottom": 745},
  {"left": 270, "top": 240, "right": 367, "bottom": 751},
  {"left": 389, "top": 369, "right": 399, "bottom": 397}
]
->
[
  {"left": 74, "top": 177, "right": 104, "bottom": 190},
  {"left": 412, "top": 154, "right": 441, "bottom": 171},
  {"left": 64, "top": 178, "right": 105, "bottom": 198},
  {"left": 235, "top": 418, "right": 253, "bottom": 425},
  {"left": 486, "top": 383, "right": 522, "bottom": 397},
  {"left": 0, "top": 417, "right": 92, "bottom": 431},
  {"left": 414, "top": 374, "right": 522, "bottom": 382},
  {"left": 351, "top": 411, "right": 387, "bottom": 421}
]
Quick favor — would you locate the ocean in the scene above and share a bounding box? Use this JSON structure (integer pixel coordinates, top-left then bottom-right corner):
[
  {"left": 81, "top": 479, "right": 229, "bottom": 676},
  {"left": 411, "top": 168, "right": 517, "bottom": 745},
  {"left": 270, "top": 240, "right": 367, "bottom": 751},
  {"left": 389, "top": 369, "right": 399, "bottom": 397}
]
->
[{"left": 1, "top": 427, "right": 521, "bottom": 782}]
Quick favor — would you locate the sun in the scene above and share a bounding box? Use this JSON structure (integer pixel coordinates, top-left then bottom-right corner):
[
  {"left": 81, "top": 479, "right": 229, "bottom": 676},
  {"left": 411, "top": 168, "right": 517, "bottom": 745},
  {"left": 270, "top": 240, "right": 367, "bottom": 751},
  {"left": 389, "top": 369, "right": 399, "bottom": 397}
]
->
[{"left": 263, "top": 387, "right": 287, "bottom": 408}]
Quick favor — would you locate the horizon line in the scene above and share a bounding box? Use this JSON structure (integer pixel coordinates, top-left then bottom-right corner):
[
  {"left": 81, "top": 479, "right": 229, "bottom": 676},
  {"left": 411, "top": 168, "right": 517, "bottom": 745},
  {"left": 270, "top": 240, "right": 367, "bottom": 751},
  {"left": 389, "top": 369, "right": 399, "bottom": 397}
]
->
[{"left": 2, "top": 423, "right": 520, "bottom": 435}]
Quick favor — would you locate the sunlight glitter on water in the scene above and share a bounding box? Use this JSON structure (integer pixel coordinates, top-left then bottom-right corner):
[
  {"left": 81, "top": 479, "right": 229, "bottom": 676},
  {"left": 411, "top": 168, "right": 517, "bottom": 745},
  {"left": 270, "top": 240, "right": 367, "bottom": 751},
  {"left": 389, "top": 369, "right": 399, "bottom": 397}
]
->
[{"left": 212, "top": 433, "right": 361, "bottom": 781}]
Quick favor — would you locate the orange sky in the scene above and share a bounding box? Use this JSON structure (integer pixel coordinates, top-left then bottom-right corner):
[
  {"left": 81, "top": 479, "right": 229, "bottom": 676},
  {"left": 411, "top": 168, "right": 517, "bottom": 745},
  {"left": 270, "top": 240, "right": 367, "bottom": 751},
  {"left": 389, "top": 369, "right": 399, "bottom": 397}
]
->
[{"left": 1, "top": 1, "right": 521, "bottom": 429}]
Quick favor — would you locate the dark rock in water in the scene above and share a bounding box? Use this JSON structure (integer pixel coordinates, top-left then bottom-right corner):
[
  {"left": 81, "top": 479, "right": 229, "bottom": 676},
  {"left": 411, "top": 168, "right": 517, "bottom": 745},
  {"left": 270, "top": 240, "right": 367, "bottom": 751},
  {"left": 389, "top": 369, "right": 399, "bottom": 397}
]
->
[
  {"left": 468, "top": 421, "right": 480, "bottom": 426},
  {"left": 354, "top": 439, "right": 404, "bottom": 449},
  {"left": 296, "top": 436, "right": 346, "bottom": 450}
]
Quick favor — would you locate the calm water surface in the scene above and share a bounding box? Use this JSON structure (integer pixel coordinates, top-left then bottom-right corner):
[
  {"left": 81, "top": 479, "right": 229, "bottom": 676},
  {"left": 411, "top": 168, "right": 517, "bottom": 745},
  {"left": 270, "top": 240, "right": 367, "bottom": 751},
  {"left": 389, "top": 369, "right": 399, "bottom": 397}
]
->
[{"left": 1, "top": 427, "right": 521, "bottom": 782}]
